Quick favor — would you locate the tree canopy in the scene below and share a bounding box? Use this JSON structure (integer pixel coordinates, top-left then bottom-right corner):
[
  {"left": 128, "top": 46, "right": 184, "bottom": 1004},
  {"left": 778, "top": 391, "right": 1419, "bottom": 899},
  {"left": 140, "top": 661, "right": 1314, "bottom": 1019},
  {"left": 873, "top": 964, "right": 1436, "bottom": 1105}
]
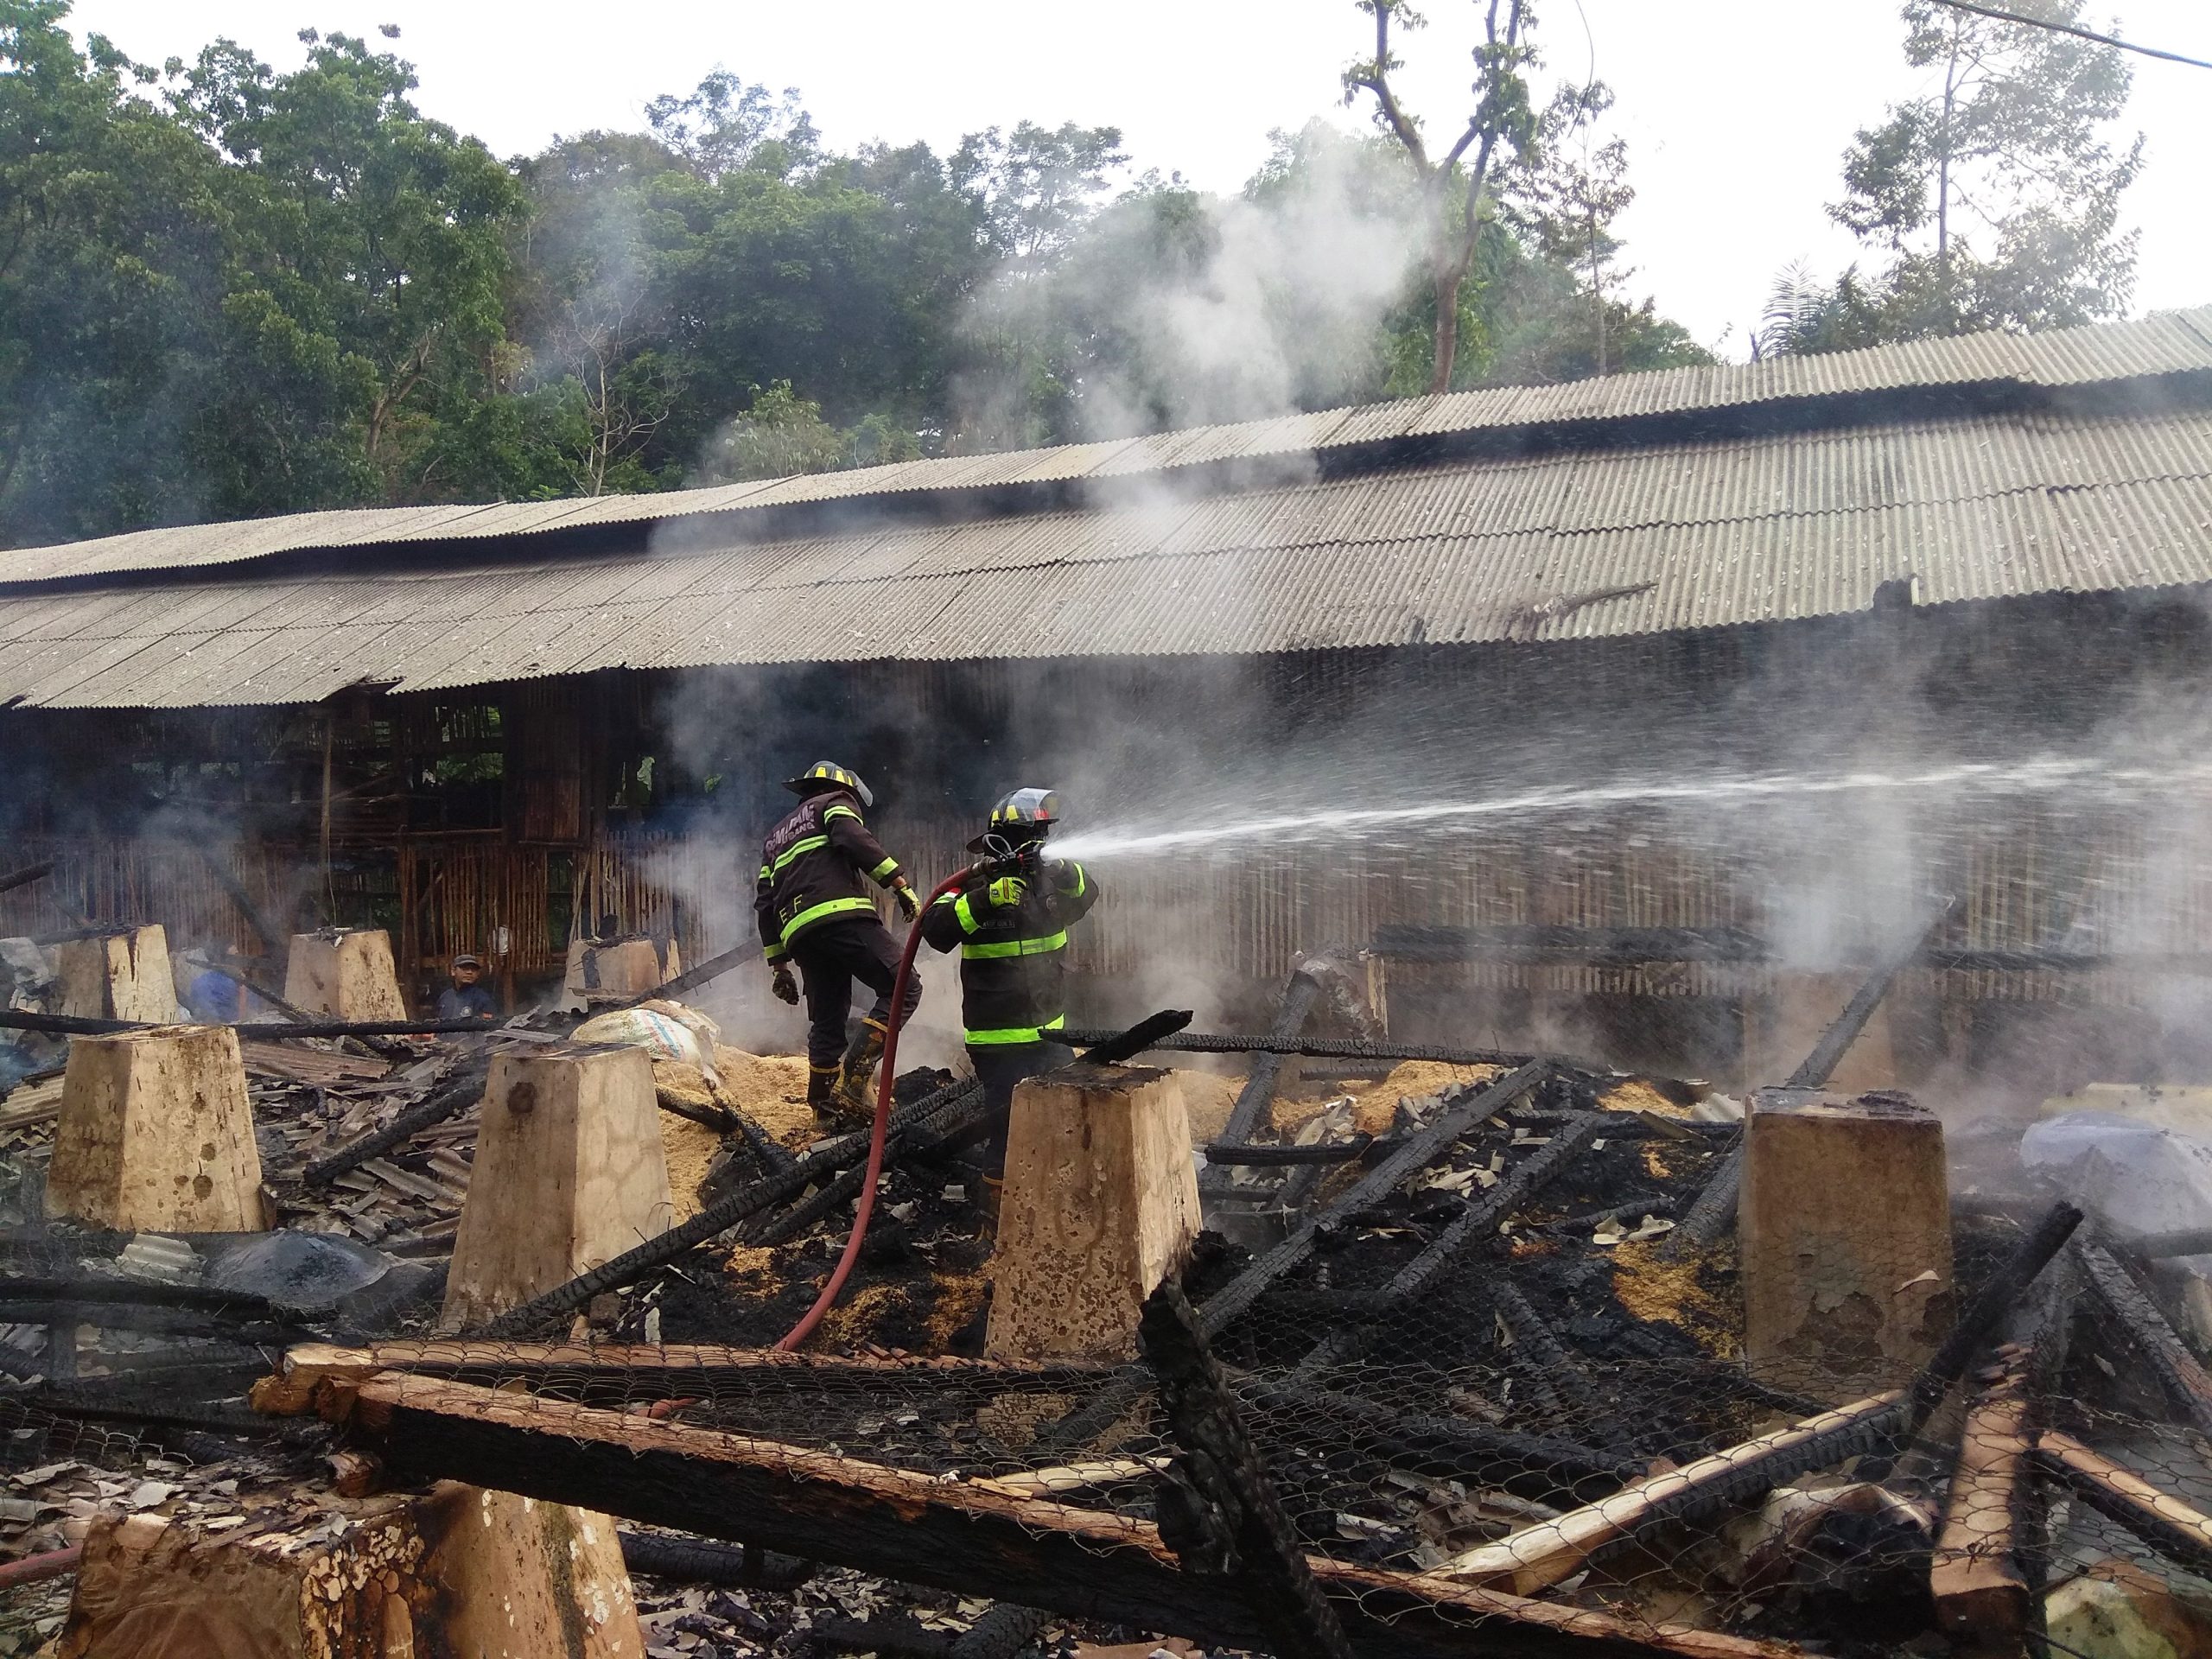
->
[{"left": 12, "top": 0, "right": 2144, "bottom": 547}]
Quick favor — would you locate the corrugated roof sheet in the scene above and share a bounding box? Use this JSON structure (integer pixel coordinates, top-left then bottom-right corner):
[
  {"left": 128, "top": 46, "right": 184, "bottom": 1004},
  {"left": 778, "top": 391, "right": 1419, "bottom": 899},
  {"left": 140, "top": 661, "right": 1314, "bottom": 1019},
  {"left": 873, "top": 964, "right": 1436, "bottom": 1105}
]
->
[
  {"left": 8, "top": 307, "right": 2211, "bottom": 591},
  {"left": 4, "top": 398, "right": 2210, "bottom": 709}
]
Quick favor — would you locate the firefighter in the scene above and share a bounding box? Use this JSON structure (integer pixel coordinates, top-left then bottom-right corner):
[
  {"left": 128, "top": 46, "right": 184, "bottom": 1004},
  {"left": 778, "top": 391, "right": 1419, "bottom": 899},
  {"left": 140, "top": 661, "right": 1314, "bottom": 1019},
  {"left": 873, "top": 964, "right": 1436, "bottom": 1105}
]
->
[
  {"left": 756, "top": 761, "right": 925, "bottom": 1123},
  {"left": 919, "top": 788, "right": 1102, "bottom": 1191}
]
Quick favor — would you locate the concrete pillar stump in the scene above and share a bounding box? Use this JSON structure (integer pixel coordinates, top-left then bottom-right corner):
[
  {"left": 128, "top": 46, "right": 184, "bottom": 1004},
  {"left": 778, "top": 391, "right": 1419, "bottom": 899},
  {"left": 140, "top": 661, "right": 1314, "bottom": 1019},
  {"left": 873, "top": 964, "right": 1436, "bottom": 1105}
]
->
[
  {"left": 51, "top": 925, "right": 174, "bottom": 1023},
  {"left": 58, "top": 1482, "right": 640, "bottom": 1658},
  {"left": 46, "top": 1024, "right": 264, "bottom": 1232},
  {"left": 1742, "top": 1085, "right": 1953, "bottom": 1398},
  {"left": 283, "top": 928, "right": 406, "bottom": 1021},
  {"left": 986, "top": 1061, "right": 1201, "bottom": 1362},
  {"left": 442, "top": 1044, "right": 673, "bottom": 1330},
  {"left": 563, "top": 937, "right": 680, "bottom": 1005}
]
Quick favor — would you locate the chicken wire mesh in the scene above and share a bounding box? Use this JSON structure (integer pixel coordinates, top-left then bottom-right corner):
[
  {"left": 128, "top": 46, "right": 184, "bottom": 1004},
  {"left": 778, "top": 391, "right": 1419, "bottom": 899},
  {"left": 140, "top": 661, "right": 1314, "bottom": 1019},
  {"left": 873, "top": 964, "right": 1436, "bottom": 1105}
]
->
[{"left": 7, "top": 1055, "right": 2212, "bottom": 1657}]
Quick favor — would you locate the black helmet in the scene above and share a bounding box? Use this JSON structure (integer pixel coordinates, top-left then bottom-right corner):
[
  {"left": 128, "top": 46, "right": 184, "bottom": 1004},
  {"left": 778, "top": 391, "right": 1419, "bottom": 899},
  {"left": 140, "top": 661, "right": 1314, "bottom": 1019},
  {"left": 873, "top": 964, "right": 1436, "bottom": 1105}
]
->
[
  {"left": 967, "top": 787, "right": 1059, "bottom": 852},
  {"left": 785, "top": 760, "right": 874, "bottom": 809}
]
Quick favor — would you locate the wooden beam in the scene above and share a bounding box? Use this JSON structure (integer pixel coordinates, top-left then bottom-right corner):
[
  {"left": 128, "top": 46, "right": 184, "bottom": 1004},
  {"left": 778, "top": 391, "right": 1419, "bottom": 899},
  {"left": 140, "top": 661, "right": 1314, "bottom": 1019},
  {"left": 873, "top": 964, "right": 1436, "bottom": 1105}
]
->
[
  {"left": 330, "top": 1370, "right": 1810, "bottom": 1659},
  {"left": 1438, "top": 1390, "right": 1904, "bottom": 1597},
  {"left": 2074, "top": 1238, "right": 2212, "bottom": 1439},
  {"left": 2035, "top": 1431, "right": 2212, "bottom": 1584},
  {"left": 1929, "top": 1351, "right": 2031, "bottom": 1645}
]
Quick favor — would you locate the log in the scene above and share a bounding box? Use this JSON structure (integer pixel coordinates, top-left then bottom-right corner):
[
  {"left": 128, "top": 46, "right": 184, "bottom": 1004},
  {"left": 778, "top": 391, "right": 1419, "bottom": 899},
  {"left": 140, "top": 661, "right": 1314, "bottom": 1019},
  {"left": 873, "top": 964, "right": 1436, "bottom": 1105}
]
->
[
  {"left": 1197, "top": 1061, "right": 1553, "bottom": 1339},
  {"left": 0, "top": 859, "right": 55, "bottom": 898},
  {"left": 1438, "top": 1390, "right": 1906, "bottom": 1596},
  {"left": 442, "top": 1044, "right": 672, "bottom": 1329},
  {"left": 324, "top": 1369, "right": 1812, "bottom": 1659},
  {"left": 1929, "top": 1351, "right": 2031, "bottom": 1644},
  {"left": 1741, "top": 1087, "right": 1953, "bottom": 1397},
  {"left": 988, "top": 1064, "right": 1201, "bottom": 1362},
  {"left": 301, "top": 1058, "right": 491, "bottom": 1185},
  {"left": 1056, "top": 1027, "right": 1541, "bottom": 1070},
  {"left": 46, "top": 1024, "right": 265, "bottom": 1233}
]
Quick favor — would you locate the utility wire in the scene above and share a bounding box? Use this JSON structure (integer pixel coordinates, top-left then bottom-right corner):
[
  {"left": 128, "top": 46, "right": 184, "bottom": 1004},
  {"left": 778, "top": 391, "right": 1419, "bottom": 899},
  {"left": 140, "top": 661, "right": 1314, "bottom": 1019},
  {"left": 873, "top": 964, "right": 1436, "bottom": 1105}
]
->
[{"left": 1929, "top": 0, "right": 2212, "bottom": 70}]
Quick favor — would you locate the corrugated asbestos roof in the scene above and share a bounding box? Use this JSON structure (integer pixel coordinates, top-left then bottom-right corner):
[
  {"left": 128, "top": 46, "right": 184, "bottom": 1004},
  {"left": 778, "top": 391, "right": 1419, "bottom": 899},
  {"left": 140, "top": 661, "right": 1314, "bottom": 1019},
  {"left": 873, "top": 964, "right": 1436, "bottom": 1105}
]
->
[
  {"left": 6, "top": 305, "right": 2212, "bottom": 590},
  {"left": 3, "top": 391, "right": 2211, "bottom": 707}
]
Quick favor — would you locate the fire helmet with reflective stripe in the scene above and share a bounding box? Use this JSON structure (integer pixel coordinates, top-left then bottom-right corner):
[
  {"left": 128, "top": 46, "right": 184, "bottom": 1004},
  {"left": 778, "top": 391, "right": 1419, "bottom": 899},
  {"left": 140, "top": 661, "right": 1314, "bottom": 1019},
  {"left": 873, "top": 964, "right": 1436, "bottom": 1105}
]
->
[
  {"left": 785, "top": 761, "right": 874, "bottom": 809},
  {"left": 968, "top": 787, "right": 1059, "bottom": 850}
]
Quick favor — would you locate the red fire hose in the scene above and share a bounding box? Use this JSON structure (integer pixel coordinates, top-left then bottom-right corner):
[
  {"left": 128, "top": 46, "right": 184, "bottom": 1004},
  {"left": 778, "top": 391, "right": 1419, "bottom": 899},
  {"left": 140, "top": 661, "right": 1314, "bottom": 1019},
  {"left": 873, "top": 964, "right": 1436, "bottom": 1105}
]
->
[{"left": 775, "top": 865, "right": 977, "bottom": 1351}]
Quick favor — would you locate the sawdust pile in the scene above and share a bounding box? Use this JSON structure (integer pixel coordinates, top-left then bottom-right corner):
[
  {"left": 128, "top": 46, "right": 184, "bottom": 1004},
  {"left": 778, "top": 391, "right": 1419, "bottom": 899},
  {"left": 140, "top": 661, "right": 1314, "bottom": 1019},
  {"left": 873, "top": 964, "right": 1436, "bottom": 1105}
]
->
[
  {"left": 1173, "top": 1069, "right": 1243, "bottom": 1142},
  {"left": 712, "top": 1046, "right": 817, "bottom": 1147},
  {"left": 1610, "top": 1240, "right": 1738, "bottom": 1357},
  {"left": 1276, "top": 1061, "right": 1503, "bottom": 1139},
  {"left": 1601, "top": 1077, "right": 1690, "bottom": 1118},
  {"left": 655, "top": 1107, "right": 722, "bottom": 1225}
]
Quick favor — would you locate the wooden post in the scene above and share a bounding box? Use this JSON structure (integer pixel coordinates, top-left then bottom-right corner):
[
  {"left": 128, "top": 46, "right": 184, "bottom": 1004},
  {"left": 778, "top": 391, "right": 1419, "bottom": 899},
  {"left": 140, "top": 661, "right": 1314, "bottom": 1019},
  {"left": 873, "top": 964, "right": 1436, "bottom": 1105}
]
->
[
  {"left": 46, "top": 1024, "right": 264, "bottom": 1232},
  {"left": 50, "top": 925, "right": 174, "bottom": 1023},
  {"left": 283, "top": 927, "right": 407, "bottom": 1021},
  {"left": 985, "top": 1062, "right": 1200, "bottom": 1363},
  {"left": 57, "top": 1481, "right": 641, "bottom": 1658},
  {"left": 563, "top": 938, "right": 677, "bottom": 1005},
  {"left": 1741, "top": 1086, "right": 1953, "bottom": 1398},
  {"left": 442, "top": 1044, "right": 673, "bottom": 1330}
]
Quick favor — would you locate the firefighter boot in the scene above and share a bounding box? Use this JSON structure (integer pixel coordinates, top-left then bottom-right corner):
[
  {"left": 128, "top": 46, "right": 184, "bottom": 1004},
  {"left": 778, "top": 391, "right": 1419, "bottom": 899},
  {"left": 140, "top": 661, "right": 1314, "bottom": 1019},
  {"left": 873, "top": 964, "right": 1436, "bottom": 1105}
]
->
[
  {"left": 805, "top": 1063, "right": 843, "bottom": 1127},
  {"left": 831, "top": 1015, "right": 890, "bottom": 1123}
]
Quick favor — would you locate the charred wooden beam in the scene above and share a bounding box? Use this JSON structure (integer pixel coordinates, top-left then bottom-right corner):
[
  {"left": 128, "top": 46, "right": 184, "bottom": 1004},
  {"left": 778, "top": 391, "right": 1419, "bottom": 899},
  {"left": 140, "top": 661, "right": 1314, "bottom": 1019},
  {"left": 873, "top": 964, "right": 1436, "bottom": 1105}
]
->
[
  {"left": 2034, "top": 1431, "right": 2212, "bottom": 1585},
  {"left": 191, "top": 845, "right": 284, "bottom": 952},
  {"left": 617, "top": 1530, "right": 815, "bottom": 1588},
  {"left": 1195, "top": 1062, "right": 1553, "bottom": 1339},
  {"left": 1658, "top": 1139, "right": 1744, "bottom": 1262},
  {"left": 1141, "top": 1281, "right": 1357, "bottom": 1659},
  {"left": 1199, "top": 969, "right": 1325, "bottom": 1199},
  {"left": 1371, "top": 925, "right": 1767, "bottom": 965},
  {"left": 0, "top": 1009, "right": 506, "bottom": 1039},
  {"left": 1058, "top": 1027, "right": 1539, "bottom": 1071},
  {"left": 1784, "top": 899, "right": 1954, "bottom": 1089},
  {"left": 302, "top": 1059, "right": 492, "bottom": 1186},
  {"left": 1079, "top": 1009, "right": 1196, "bottom": 1066},
  {"left": 0, "top": 861, "right": 55, "bottom": 898},
  {"left": 1437, "top": 1390, "right": 1907, "bottom": 1596},
  {"left": 621, "top": 940, "right": 761, "bottom": 1007},
  {"left": 1929, "top": 1347, "right": 2033, "bottom": 1644},
  {"left": 1203, "top": 1135, "right": 1379, "bottom": 1167},
  {"left": 746, "top": 1085, "right": 993, "bottom": 1246},
  {"left": 2073, "top": 1236, "right": 2212, "bottom": 1439},
  {"left": 322, "top": 1370, "right": 1808, "bottom": 1659}
]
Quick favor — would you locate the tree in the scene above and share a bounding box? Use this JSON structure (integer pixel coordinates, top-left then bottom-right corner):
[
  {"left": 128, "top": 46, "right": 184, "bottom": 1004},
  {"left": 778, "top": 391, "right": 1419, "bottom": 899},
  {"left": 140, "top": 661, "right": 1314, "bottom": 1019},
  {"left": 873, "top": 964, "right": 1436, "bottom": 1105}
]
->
[
  {"left": 1827, "top": 0, "right": 2141, "bottom": 338},
  {"left": 1515, "top": 82, "right": 1634, "bottom": 375},
  {"left": 1342, "top": 0, "right": 1540, "bottom": 391}
]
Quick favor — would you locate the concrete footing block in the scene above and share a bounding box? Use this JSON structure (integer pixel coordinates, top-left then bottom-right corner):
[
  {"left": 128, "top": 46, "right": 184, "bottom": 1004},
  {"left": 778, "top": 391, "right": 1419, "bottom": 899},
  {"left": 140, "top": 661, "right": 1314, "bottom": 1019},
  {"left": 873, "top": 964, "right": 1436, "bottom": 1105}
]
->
[
  {"left": 51, "top": 925, "right": 174, "bottom": 1023},
  {"left": 442, "top": 1043, "right": 673, "bottom": 1330},
  {"left": 986, "top": 1061, "right": 1200, "bottom": 1362},
  {"left": 283, "top": 928, "right": 406, "bottom": 1021},
  {"left": 46, "top": 1024, "right": 264, "bottom": 1232},
  {"left": 1742, "top": 1084, "right": 1953, "bottom": 1398}
]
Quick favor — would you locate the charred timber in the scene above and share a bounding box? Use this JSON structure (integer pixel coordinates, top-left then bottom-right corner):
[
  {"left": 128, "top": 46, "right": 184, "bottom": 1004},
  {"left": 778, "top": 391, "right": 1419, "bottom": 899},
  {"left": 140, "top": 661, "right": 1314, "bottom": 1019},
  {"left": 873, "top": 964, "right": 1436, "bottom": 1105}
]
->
[
  {"left": 302, "top": 1059, "right": 492, "bottom": 1185},
  {"left": 617, "top": 1530, "right": 815, "bottom": 1589},
  {"left": 1057, "top": 1027, "right": 1540, "bottom": 1071},
  {"left": 0, "top": 861, "right": 55, "bottom": 898},
  {"left": 0, "top": 1009, "right": 512, "bottom": 1039},
  {"left": 1785, "top": 899, "right": 1954, "bottom": 1090},
  {"left": 1140, "top": 1281, "right": 1357, "bottom": 1659},
  {"left": 2073, "top": 1236, "right": 2212, "bottom": 1439},
  {"left": 1200, "top": 969, "right": 1325, "bottom": 1200},
  {"left": 321, "top": 1370, "right": 1803, "bottom": 1659},
  {"left": 1195, "top": 1062, "right": 1553, "bottom": 1340}
]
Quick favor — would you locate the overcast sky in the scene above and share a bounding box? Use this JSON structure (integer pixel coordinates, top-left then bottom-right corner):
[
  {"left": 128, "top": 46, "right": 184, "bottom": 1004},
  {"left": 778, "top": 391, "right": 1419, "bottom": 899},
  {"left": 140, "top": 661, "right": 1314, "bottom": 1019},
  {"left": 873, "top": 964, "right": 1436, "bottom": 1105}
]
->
[{"left": 66, "top": 0, "right": 2212, "bottom": 359}]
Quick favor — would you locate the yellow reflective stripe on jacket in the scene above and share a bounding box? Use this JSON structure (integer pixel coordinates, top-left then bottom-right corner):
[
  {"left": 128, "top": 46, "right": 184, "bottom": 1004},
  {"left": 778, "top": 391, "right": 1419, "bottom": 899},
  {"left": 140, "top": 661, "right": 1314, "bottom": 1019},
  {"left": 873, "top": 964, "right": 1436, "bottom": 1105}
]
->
[
  {"left": 962, "top": 930, "right": 1067, "bottom": 961},
  {"left": 954, "top": 893, "right": 982, "bottom": 934},
  {"left": 822, "top": 804, "right": 862, "bottom": 825},
  {"left": 965, "top": 1014, "right": 1067, "bottom": 1046},
  {"left": 1065, "top": 862, "right": 1087, "bottom": 899},
  {"left": 769, "top": 834, "right": 830, "bottom": 875},
  {"left": 779, "top": 894, "right": 877, "bottom": 944},
  {"left": 869, "top": 855, "right": 900, "bottom": 880}
]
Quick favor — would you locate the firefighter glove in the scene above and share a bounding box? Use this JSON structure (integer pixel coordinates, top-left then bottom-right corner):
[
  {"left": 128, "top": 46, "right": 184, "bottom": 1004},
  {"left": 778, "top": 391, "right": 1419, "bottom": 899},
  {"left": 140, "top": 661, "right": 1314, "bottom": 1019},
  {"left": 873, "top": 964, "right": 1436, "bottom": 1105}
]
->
[
  {"left": 893, "top": 879, "right": 923, "bottom": 921},
  {"left": 771, "top": 963, "right": 800, "bottom": 1006},
  {"left": 986, "top": 874, "right": 1028, "bottom": 911}
]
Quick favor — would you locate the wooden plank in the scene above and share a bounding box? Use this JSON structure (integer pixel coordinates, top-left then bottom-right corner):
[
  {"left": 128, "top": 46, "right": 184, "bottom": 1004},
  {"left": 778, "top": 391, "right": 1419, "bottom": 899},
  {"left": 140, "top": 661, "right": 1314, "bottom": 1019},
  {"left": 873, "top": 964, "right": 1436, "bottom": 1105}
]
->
[
  {"left": 336, "top": 1370, "right": 1812, "bottom": 1659},
  {"left": 1439, "top": 1390, "right": 1905, "bottom": 1596},
  {"left": 1929, "top": 1352, "right": 2031, "bottom": 1643},
  {"left": 2036, "top": 1430, "right": 2212, "bottom": 1583}
]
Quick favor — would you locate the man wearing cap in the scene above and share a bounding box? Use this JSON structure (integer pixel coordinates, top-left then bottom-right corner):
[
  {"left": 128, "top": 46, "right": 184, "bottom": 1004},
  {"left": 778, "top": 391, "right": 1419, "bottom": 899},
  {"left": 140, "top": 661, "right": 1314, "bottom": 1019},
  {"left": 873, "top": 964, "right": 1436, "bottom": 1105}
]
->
[
  {"left": 756, "top": 761, "right": 925, "bottom": 1124},
  {"left": 435, "top": 953, "right": 498, "bottom": 1022}
]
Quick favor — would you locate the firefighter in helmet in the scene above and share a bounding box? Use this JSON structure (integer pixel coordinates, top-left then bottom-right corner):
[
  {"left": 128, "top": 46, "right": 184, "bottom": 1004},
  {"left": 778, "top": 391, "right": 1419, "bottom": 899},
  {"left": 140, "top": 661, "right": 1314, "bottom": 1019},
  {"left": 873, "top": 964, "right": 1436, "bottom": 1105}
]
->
[
  {"left": 919, "top": 788, "right": 1102, "bottom": 1188},
  {"left": 756, "top": 761, "right": 924, "bottom": 1124}
]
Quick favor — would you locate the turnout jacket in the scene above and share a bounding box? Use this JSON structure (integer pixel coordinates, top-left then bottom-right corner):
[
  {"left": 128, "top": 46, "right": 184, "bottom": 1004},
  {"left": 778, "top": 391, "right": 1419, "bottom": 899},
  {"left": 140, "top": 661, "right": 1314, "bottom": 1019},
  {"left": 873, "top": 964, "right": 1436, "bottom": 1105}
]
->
[
  {"left": 755, "top": 790, "right": 909, "bottom": 963},
  {"left": 919, "top": 858, "right": 1101, "bottom": 1046}
]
